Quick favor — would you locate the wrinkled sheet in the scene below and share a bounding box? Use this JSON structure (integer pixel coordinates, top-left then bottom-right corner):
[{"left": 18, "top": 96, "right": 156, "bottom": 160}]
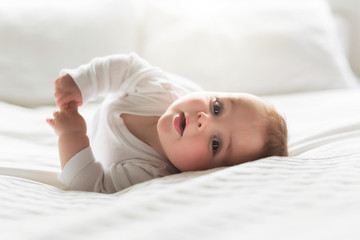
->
[{"left": 1, "top": 89, "right": 360, "bottom": 240}]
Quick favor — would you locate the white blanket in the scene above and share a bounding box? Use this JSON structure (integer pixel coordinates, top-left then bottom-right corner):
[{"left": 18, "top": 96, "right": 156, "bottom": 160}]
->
[{"left": 1, "top": 89, "right": 360, "bottom": 240}]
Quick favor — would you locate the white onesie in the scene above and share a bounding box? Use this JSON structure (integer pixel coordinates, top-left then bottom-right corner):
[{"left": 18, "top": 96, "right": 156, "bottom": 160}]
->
[{"left": 58, "top": 53, "right": 202, "bottom": 193}]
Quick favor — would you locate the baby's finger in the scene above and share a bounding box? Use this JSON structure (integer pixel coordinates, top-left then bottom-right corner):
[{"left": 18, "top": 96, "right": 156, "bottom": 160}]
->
[
  {"left": 56, "top": 96, "right": 70, "bottom": 109},
  {"left": 46, "top": 118, "right": 54, "bottom": 126},
  {"left": 53, "top": 110, "right": 60, "bottom": 118},
  {"left": 68, "top": 101, "right": 78, "bottom": 111}
]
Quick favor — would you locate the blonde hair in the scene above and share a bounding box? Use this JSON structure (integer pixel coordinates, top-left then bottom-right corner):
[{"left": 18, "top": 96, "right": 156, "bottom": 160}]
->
[{"left": 261, "top": 105, "right": 288, "bottom": 157}]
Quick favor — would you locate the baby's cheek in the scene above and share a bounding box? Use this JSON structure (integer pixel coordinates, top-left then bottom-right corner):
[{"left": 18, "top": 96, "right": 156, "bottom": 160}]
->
[{"left": 175, "top": 144, "right": 209, "bottom": 171}]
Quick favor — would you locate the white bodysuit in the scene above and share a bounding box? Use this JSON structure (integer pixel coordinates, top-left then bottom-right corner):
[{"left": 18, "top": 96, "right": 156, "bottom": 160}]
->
[{"left": 58, "top": 53, "right": 202, "bottom": 193}]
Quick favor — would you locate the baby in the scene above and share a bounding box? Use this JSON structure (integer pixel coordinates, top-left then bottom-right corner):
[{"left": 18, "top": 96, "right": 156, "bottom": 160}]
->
[{"left": 47, "top": 53, "right": 288, "bottom": 193}]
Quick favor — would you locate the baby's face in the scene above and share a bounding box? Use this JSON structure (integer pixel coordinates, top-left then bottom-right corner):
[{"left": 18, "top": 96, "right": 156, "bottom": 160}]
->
[{"left": 157, "top": 91, "right": 268, "bottom": 172}]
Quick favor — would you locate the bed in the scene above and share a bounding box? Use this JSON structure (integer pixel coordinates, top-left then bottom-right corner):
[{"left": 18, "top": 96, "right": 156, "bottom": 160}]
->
[{"left": 1, "top": 0, "right": 360, "bottom": 239}]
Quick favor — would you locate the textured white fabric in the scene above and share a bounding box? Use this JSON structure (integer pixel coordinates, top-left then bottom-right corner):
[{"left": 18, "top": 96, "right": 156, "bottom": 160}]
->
[{"left": 1, "top": 89, "right": 360, "bottom": 239}]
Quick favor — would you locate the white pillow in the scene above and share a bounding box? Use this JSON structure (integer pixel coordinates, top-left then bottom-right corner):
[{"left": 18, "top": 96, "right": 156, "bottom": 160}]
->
[
  {"left": 140, "top": 0, "right": 359, "bottom": 94},
  {"left": 0, "top": 0, "right": 136, "bottom": 107}
]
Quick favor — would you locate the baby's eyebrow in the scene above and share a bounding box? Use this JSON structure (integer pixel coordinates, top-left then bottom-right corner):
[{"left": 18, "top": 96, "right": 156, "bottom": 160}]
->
[
  {"left": 229, "top": 97, "right": 235, "bottom": 109},
  {"left": 225, "top": 98, "right": 234, "bottom": 157}
]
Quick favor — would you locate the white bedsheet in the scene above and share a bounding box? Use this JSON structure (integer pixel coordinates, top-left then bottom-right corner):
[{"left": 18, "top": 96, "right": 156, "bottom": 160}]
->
[{"left": 1, "top": 89, "right": 360, "bottom": 240}]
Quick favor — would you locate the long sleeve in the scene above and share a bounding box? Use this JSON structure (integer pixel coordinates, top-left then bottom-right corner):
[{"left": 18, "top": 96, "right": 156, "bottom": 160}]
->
[
  {"left": 60, "top": 53, "right": 154, "bottom": 104},
  {"left": 59, "top": 147, "right": 167, "bottom": 193}
]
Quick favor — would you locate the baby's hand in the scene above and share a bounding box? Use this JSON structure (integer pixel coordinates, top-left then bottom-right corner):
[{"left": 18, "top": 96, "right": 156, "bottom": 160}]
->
[
  {"left": 54, "top": 74, "right": 82, "bottom": 108},
  {"left": 46, "top": 102, "right": 87, "bottom": 137}
]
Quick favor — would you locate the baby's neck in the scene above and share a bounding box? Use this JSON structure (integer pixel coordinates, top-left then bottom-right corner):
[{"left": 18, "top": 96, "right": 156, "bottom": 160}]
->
[{"left": 120, "top": 113, "right": 166, "bottom": 157}]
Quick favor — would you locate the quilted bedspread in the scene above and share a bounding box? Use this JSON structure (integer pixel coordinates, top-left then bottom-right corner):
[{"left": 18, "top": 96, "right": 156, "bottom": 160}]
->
[{"left": 1, "top": 89, "right": 360, "bottom": 240}]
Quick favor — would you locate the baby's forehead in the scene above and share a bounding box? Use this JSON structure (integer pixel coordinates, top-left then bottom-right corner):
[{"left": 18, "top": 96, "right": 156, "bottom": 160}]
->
[
  {"left": 221, "top": 93, "right": 267, "bottom": 108},
  {"left": 201, "top": 92, "right": 269, "bottom": 114}
]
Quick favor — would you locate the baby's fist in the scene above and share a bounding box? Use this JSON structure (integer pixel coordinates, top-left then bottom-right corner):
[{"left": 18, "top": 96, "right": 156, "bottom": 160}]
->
[
  {"left": 54, "top": 74, "right": 82, "bottom": 108},
  {"left": 47, "top": 102, "right": 87, "bottom": 137}
]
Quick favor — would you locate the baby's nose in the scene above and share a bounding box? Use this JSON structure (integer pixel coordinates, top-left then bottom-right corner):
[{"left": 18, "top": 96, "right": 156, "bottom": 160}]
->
[{"left": 197, "top": 112, "right": 209, "bottom": 128}]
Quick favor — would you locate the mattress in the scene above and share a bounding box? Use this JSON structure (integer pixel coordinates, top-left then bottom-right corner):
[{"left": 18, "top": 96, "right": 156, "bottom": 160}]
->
[{"left": 1, "top": 89, "right": 360, "bottom": 240}]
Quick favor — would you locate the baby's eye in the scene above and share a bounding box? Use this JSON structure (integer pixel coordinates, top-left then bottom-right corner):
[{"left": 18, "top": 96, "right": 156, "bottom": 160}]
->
[
  {"left": 213, "top": 99, "right": 222, "bottom": 115},
  {"left": 212, "top": 137, "right": 220, "bottom": 155}
]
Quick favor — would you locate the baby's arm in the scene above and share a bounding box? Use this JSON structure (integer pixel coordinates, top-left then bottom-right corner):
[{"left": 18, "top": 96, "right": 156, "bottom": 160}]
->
[
  {"left": 60, "top": 53, "right": 152, "bottom": 105},
  {"left": 47, "top": 103, "right": 89, "bottom": 169}
]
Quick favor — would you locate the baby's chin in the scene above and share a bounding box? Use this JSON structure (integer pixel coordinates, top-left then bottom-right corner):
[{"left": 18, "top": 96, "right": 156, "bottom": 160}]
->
[{"left": 168, "top": 157, "right": 213, "bottom": 172}]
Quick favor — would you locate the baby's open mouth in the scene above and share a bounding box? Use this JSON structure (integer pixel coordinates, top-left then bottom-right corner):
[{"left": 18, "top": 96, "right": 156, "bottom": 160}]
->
[
  {"left": 180, "top": 113, "right": 186, "bottom": 134},
  {"left": 174, "top": 113, "right": 186, "bottom": 136}
]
